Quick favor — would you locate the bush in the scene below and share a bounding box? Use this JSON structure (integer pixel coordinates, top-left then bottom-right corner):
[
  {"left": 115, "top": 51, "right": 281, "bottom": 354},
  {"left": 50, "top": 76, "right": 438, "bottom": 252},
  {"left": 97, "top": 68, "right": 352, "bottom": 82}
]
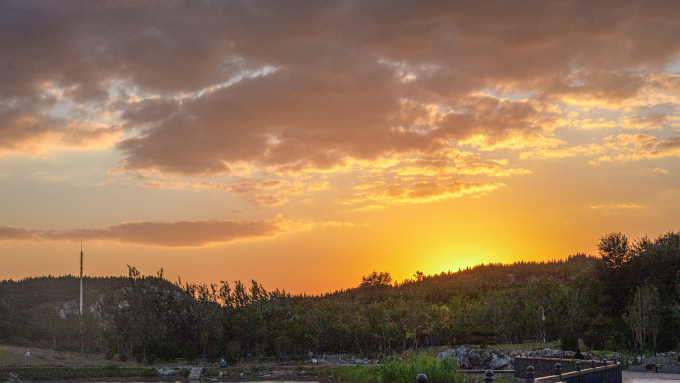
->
[{"left": 560, "top": 332, "right": 579, "bottom": 352}]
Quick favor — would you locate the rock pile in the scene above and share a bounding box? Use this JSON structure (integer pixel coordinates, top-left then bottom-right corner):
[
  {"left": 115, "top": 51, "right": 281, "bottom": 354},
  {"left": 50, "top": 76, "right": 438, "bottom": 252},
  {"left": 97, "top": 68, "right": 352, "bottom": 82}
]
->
[
  {"left": 437, "top": 346, "right": 512, "bottom": 370},
  {"left": 436, "top": 347, "right": 621, "bottom": 370},
  {"left": 437, "top": 346, "right": 514, "bottom": 370}
]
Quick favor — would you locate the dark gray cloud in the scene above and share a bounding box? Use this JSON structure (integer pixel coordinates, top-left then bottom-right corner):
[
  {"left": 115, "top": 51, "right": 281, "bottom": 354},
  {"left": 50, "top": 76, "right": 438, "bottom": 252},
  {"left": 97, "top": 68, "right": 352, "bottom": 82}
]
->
[{"left": 2, "top": 0, "right": 680, "bottom": 171}]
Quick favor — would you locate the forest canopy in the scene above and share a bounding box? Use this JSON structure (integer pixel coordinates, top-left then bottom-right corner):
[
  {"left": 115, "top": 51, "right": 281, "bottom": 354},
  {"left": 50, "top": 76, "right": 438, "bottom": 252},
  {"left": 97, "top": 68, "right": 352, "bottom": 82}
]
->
[{"left": 1, "top": 230, "right": 678, "bottom": 362}]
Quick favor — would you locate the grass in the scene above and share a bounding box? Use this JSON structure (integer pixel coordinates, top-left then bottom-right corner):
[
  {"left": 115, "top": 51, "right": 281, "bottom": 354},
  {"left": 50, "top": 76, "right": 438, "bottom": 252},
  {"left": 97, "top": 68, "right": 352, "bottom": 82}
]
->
[
  {"left": 329, "top": 365, "right": 379, "bottom": 383},
  {"left": 322, "top": 354, "right": 465, "bottom": 383},
  {"left": 0, "top": 345, "right": 169, "bottom": 381},
  {"left": 0, "top": 345, "right": 143, "bottom": 367},
  {"left": 378, "top": 355, "right": 464, "bottom": 383},
  {"left": 0, "top": 365, "right": 160, "bottom": 381},
  {"left": 203, "top": 367, "right": 220, "bottom": 377}
]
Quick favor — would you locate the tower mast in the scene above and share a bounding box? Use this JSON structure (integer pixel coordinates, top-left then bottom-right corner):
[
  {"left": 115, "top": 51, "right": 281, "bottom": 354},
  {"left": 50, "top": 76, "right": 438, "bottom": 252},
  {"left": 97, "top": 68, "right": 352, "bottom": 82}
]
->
[{"left": 80, "top": 240, "right": 83, "bottom": 316}]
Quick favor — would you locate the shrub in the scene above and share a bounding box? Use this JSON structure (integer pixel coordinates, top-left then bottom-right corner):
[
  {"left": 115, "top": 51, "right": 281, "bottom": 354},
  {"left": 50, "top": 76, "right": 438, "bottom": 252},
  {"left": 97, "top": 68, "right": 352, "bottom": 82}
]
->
[{"left": 560, "top": 331, "right": 579, "bottom": 352}]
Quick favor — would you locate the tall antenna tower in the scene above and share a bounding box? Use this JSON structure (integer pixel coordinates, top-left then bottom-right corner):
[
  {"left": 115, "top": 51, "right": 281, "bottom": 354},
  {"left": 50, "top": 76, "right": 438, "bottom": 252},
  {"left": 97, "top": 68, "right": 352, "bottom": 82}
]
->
[{"left": 80, "top": 240, "right": 83, "bottom": 316}]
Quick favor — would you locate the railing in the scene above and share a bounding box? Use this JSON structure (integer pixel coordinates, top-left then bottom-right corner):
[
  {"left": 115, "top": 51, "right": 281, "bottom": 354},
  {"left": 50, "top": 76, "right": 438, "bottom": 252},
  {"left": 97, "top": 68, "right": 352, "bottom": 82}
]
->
[
  {"left": 514, "top": 357, "right": 622, "bottom": 383},
  {"left": 415, "top": 358, "right": 622, "bottom": 383},
  {"left": 515, "top": 356, "right": 606, "bottom": 378}
]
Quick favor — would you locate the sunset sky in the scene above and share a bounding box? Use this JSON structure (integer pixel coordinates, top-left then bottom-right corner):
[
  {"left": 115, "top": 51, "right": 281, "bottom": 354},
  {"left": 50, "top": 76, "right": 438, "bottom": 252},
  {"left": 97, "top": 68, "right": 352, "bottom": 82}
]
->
[{"left": 1, "top": 1, "right": 680, "bottom": 294}]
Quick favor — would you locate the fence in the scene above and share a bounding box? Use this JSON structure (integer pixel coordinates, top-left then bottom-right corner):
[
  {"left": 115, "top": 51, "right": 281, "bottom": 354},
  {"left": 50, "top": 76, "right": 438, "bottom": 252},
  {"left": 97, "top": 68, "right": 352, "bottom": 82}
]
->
[
  {"left": 514, "top": 357, "right": 622, "bottom": 383},
  {"left": 416, "top": 360, "right": 622, "bottom": 383}
]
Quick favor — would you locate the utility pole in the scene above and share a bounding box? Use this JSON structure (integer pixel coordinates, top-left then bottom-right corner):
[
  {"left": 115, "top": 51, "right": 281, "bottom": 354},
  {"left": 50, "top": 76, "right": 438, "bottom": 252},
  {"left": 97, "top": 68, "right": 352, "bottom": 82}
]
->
[
  {"left": 542, "top": 308, "right": 546, "bottom": 343},
  {"left": 80, "top": 240, "right": 83, "bottom": 316},
  {"left": 80, "top": 240, "right": 84, "bottom": 355}
]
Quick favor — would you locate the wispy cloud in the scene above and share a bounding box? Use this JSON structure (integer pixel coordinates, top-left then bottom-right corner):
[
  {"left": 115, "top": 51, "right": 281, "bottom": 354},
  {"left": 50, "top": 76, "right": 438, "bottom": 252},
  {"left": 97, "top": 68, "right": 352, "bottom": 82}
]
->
[
  {"left": 520, "top": 144, "right": 605, "bottom": 160},
  {"left": 621, "top": 113, "right": 668, "bottom": 130},
  {"left": 0, "top": 217, "right": 301, "bottom": 247},
  {"left": 601, "top": 134, "right": 680, "bottom": 160},
  {"left": 349, "top": 181, "right": 503, "bottom": 205},
  {"left": 590, "top": 204, "right": 645, "bottom": 210}
]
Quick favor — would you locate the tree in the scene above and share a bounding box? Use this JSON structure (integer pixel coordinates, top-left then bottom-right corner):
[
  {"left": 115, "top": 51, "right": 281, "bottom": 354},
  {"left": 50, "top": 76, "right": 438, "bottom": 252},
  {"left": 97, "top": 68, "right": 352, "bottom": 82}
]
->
[
  {"left": 624, "top": 284, "right": 660, "bottom": 353},
  {"left": 597, "top": 232, "right": 633, "bottom": 269},
  {"left": 360, "top": 271, "right": 393, "bottom": 287}
]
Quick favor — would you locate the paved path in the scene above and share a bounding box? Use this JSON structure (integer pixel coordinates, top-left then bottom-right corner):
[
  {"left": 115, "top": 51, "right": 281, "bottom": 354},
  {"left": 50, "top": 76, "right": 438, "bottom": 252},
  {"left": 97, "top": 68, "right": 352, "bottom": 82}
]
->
[
  {"left": 322, "top": 354, "right": 350, "bottom": 366},
  {"left": 624, "top": 371, "right": 680, "bottom": 383}
]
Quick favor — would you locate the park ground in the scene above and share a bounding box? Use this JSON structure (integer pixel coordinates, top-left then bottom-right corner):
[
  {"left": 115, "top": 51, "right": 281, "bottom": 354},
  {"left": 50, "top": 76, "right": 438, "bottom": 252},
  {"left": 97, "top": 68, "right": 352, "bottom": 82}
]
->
[{"left": 2, "top": 345, "right": 680, "bottom": 383}]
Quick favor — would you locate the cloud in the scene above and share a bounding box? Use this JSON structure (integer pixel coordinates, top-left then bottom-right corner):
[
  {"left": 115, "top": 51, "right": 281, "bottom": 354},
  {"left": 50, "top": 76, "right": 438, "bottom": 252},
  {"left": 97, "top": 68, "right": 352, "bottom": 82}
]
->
[
  {"left": 354, "top": 204, "right": 388, "bottom": 212},
  {"left": 602, "top": 134, "right": 680, "bottom": 160},
  {"left": 320, "top": 221, "right": 354, "bottom": 227},
  {"left": 590, "top": 204, "right": 645, "bottom": 210},
  {"left": 549, "top": 72, "right": 680, "bottom": 111},
  {"left": 0, "top": 226, "right": 38, "bottom": 241},
  {"left": 604, "top": 134, "right": 656, "bottom": 149},
  {"left": 621, "top": 113, "right": 668, "bottom": 130},
  {"left": 571, "top": 118, "right": 618, "bottom": 130},
  {"left": 2, "top": 2, "right": 678, "bottom": 171},
  {"left": 395, "top": 151, "right": 531, "bottom": 177},
  {"left": 0, "top": 107, "right": 121, "bottom": 156},
  {"left": 307, "top": 181, "right": 331, "bottom": 191},
  {"left": 350, "top": 180, "right": 503, "bottom": 205},
  {"left": 143, "top": 179, "right": 292, "bottom": 206},
  {"left": 355, "top": 181, "right": 386, "bottom": 191},
  {"left": 520, "top": 144, "right": 605, "bottom": 160},
  {"left": 632, "top": 135, "right": 680, "bottom": 159},
  {"left": 0, "top": 217, "right": 298, "bottom": 247}
]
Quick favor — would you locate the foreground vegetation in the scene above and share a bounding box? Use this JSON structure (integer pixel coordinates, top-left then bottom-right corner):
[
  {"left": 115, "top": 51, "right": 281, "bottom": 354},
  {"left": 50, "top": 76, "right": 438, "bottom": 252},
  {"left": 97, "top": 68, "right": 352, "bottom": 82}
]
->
[
  {"left": 0, "top": 356, "right": 489, "bottom": 383},
  {"left": 1, "top": 230, "right": 678, "bottom": 365}
]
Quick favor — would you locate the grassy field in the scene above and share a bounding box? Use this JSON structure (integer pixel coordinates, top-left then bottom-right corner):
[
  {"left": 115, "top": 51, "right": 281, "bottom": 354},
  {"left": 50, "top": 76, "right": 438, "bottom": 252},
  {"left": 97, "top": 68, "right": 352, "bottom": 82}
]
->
[
  {"left": 0, "top": 341, "right": 565, "bottom": 368},
  {"left": 0, "top": 345, "right": 143, "bottom": 367}
]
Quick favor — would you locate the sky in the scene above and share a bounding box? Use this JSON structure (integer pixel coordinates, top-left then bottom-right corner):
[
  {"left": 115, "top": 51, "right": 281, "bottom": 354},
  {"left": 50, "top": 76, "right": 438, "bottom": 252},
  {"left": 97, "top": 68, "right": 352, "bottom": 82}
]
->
[{"left": 1, "top": 1, "right": 680, "bottom": 294}]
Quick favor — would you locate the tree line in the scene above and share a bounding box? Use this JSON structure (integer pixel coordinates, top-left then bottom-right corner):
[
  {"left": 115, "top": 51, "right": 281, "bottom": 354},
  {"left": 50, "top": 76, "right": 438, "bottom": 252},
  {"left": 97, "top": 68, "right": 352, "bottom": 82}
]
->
[{"left": 0, "top": 230, "right": 678, "bottom": 363}]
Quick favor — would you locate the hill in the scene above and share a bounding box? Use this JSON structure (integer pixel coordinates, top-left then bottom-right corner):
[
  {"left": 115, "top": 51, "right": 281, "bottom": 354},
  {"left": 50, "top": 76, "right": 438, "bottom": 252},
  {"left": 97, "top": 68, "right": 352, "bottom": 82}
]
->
[{"left": 1, "top": 231, "right": 678, "bottom": 362}]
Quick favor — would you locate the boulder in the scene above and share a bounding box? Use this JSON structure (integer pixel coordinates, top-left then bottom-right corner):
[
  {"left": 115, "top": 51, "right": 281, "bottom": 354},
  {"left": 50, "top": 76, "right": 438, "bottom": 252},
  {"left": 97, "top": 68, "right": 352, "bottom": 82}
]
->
[
  {"left": 468, "top": 351, "right": 482, "bottom": 368},
  {"left": 480, "top": 350, "right": 492, "bottom": 365},
  {"left": 437, "top": 346, "right": 470, "bottom": 369},
  {"left": 490, "top": 354, "right": 512, "bottom": 370}
]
